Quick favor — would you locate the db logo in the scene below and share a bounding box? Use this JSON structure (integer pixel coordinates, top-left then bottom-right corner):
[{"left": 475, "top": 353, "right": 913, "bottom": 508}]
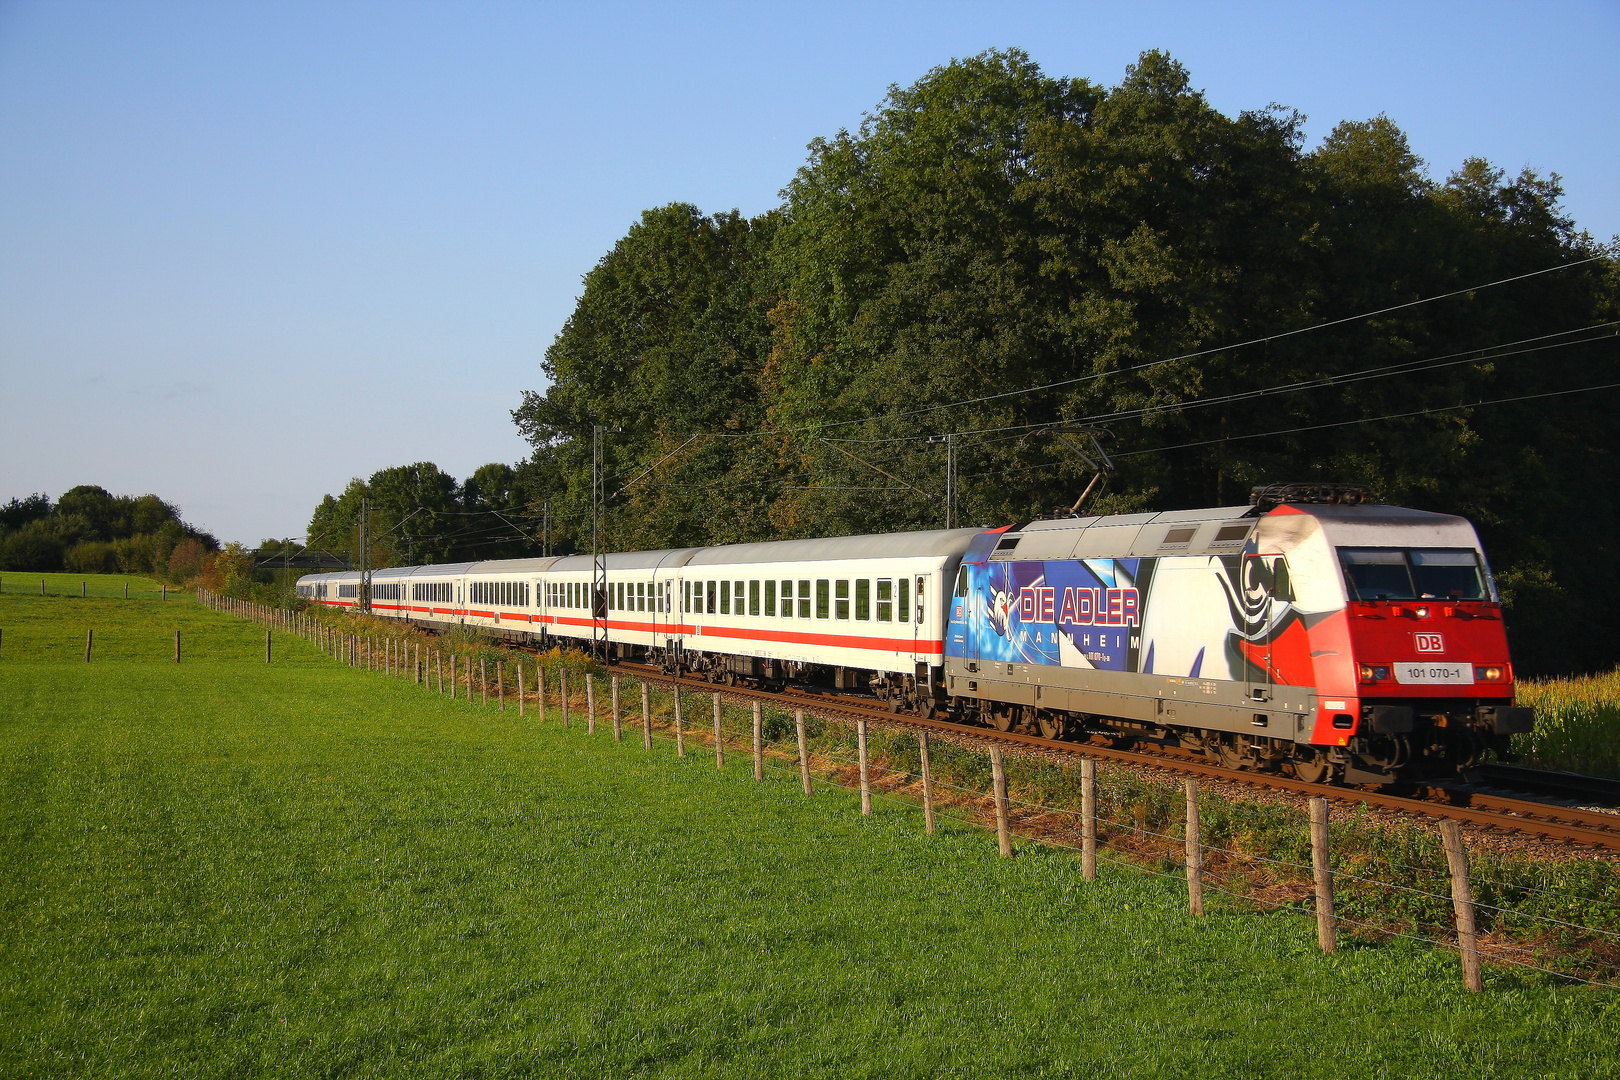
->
[{"left": 1414, "top": 632, "right": 1445, "bottom": 653}]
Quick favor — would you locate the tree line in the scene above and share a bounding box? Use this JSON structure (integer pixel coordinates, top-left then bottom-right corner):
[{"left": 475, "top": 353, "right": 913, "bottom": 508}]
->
[
  {"left": 374, "top": 50, "right": 1620, "bottom": 674},
  {"left": 305, "top": 460, "right": 561, "bottom": 570},
  {"left": 0, "top": 486, "right": 220, "bottom": 580}
]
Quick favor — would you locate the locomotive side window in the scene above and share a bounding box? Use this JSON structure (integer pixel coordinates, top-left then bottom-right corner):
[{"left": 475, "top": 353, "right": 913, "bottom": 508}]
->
[
  {"left": 855, "top": 579, "right": 870, "bottom": 621},
  {"left": 798, "top": 580, "right": 811, "bottom": 618},
  {"left": 877, "top": 578, "right": 892, "bottom": 622},
  {"left": 955, "top": 566, "right": 968, "bottom": 596}
]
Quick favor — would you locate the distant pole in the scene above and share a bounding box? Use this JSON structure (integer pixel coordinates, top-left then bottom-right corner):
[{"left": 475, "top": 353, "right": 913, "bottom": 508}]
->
[
  {"left": 713, "top": 693, "right": 724, "bottom": 770},
  {"left": 989, "top": 745, "right": 1010, "bottom": 856},
  {"left": 858, "top": 718, "right": 872, "bottom": 815},
  {"left": 1310, "top": 797, "right": 1336, "bottom": 954},
  {"left": 1185, "top": 780, "right": 1205, "bottom": 916},
  {"left": 752, "top": 701, "right": 763, "bottom": 782},
  {"left": 1080, "top": 758, "right": 1097, "bottom": 880},
  {"left": 674, "top": 688, "right": 684, "bottom": 757},
  {"left": 611, "top": 675, "right": 622, "bottom": 741},
  {"left": 795, "top": 710, "right": 812, "bottom": 796},
  {"left": 920, "top": 730, "right": 936, "bottom": 835},
  {"left": 641, "top": 681, "right": 651, "bottom": 750},
  {"left": 1439, "top": 820, "right": 1483, "bottom": 992}
]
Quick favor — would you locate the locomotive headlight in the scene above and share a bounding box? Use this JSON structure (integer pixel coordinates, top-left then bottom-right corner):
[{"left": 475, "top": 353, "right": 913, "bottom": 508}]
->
[
  {"left": 1413, "top": 605, "right": 1431, "bottom": 619},
  {"left": 1358, "top": 663, "right": 1391, "bottom": 684},
  {"left": 1475, "top": 664, "right": 1507, "bottom": 682}
]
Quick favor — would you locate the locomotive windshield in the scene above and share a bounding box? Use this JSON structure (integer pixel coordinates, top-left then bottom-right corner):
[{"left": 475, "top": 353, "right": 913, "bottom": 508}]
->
[{"left": 1338, "top": 548, "right": 1487, "bottom": 601}]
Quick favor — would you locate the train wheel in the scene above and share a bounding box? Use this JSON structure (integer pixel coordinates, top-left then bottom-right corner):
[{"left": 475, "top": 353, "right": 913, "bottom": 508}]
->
[
  {"left": 988, "top": 707, "right": 1016, "bottom": 732},
  {"left": 1291, "top": 753, "right": 1331, "bottom": 784},
  {"left": 1037, "top": 711, "right": 1069, "bottom": 740}
]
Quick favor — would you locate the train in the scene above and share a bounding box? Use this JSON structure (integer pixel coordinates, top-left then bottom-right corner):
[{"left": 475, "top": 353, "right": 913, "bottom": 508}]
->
[{"left": 297, "top": 484, "right": 1532, "bottom": 784}]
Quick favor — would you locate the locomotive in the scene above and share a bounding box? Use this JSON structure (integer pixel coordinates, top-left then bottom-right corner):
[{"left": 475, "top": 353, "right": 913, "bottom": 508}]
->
[{"left": 299, "top": 485, "right": 1532, "bottom": 783}]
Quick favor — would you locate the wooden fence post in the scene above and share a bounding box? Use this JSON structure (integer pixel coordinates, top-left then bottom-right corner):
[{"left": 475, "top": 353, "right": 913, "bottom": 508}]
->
[
  {"left": 1439, "top": 819, "right": 1483, "bottom": 992},
  {"left": 1081, "top": 758, "right": 1097, "bottom": 881},
  {"left": 795, "top": 710, "right": 812, "bottom": 796},
  {"left": 611, "top": 676, "right": 621, "bottom": 741},
  {"left": 989, "top": 745, "right": 1011, "bottom": 857},
  {"left": 85, "top": 628, "right": 92, "bottom": 662},
  {"left": 641, "top": 682, "right": 651, "bottom": 749},
  {"left": 858, "top": 718, "right": 872, "bottom": 815},
  {"left": 538, "top": 663, "right": 546, "bottom": 716},
  {"left": 674, "top": 688, "right": 684, "bottom": 757},
  {"left": 1310, "top": 797, "right": 1337, "bottom": 954},
  {"left": 174, "top": 629, "right": 180, "bottom": 663},
  {"left": 587, "top": 675, "right": 596, "bottom": 735},
  {"left": 265, "top": 630, "right": 271, "bottom": 664},
  {"left": 124, "top": 582, "right": 128, "bottom": 599},
  {"left": 162, "top": 585, "right": 167, "bottom": 600},
  {"left": 752, "top": 701, "right": 763, "bottom": 782},
  {"left": 1185, "top": 779, "right": 1205, "bottom": 917},
  {"left": 560, "top": 669, "right": 569, "bottom": 726},
  {"left": 920, "top": 730, "right": 935, "bottom": 835},
  {"left": 498, "top": 661, "right": 506, "bottom": 711},
  {"left": 436, "top": 651, "right": 442, "bottom": 694},
  {"left": 517, "top": 663, "right": 525, "bottom": 717},
  {"left": 713, "top": 693, "right": 724, "bottom": 769},
  {"left": 481, "top": 659, "right": 488, "bottom": 707}
]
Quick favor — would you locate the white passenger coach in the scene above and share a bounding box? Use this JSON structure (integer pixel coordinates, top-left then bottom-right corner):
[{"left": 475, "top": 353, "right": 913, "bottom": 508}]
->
[{"left": 298, "top": 528, "right": 982, "bottom": 709}]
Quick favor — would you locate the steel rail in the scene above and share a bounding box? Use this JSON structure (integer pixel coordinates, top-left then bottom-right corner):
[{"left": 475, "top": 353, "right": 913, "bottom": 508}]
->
[{"left": 608, "top": 660, "right": 1620, "bottom": 851}]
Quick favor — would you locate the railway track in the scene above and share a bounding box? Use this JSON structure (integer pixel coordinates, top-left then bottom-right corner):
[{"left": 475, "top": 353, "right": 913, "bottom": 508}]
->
[{"left": 609, "top": 660, "right": 1620, "bottom": 852}]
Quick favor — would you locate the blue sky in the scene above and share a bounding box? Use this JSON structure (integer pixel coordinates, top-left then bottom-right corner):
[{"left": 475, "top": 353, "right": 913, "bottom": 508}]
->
[{"left": 2, "top": 0, "right": 1615, "bottom": 544}]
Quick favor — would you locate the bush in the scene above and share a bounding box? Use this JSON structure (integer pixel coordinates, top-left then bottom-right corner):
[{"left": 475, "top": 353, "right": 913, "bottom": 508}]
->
[
  {"left": 63, "top": 541, "right": 121, "bottom": 574},
  {"left": 0, "top": 526, "right": 64, "bottom": 572}
]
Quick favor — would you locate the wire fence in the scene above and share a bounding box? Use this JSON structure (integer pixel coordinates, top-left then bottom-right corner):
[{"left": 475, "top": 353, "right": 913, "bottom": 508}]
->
[{"left": 211, "top": 592, "right": 1620, "bottom": 993}]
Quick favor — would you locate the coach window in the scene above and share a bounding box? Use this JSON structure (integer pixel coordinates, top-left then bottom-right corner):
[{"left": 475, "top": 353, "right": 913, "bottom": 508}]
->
[
  {"left": 816, "top": 579, "right": 830, "bottom": 619},
  {"left": 876, "top": 579, "right": 893, "bottom": 622},
  {"left": 834, "top": 580, "right": 850, "bottom": 620},
  {"left": 746, "top": 580, "right": 758, "bottom": 616},
  {"left": 764, "top": 579, "right": 776, "bottom": 617},
  {"left": 855, "top": 579, "right": 871, "bottom": 621},
  {"left": 796, "top": 580, "right": 810, "bottom": 618},
  {"left": 717, "top": 580, "right": 729, "bottom": 615},
  {"left": 702, "top": 580, "right": 713, "bottom": 614},
  {"left": 915, "top": 575, "right": 926, "bottom": 622},
  {"left": 897, "top": 577, "right": 910, "bottom": 622}
]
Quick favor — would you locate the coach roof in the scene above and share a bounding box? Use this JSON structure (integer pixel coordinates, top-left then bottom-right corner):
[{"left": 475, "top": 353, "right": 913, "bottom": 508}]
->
[{"left": 685, "top": 528, "right": 982, "bottom": 566}]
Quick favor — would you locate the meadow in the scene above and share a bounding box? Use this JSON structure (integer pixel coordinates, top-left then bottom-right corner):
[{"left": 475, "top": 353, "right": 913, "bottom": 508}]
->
[{"left": 3, "top": 582, "right": 1619, "bottom": 1077}]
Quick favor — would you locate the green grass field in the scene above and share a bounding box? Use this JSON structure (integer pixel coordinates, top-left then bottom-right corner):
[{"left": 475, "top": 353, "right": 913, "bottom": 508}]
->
[
  {"left": 0, "top": 570, "right": 176, "bottom": 601},
  {"left": 3, "top": 587, "right": 1619, "bottom": 1077}
]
